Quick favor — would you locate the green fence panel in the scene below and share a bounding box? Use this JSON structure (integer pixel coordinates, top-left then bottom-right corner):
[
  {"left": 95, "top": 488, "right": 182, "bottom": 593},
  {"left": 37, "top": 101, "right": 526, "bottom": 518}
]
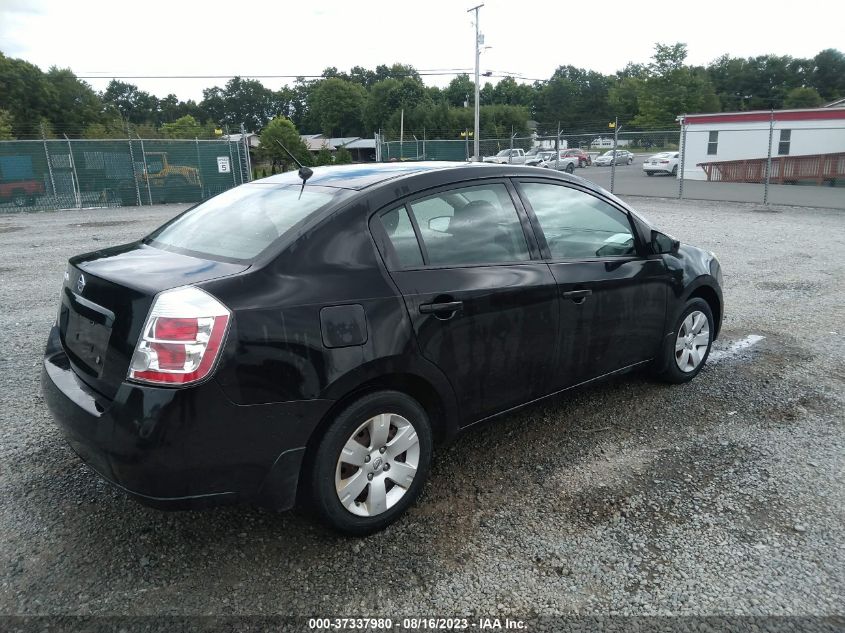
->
[{"left": 0, "top": 138, "right": 249, "bottom": 213}]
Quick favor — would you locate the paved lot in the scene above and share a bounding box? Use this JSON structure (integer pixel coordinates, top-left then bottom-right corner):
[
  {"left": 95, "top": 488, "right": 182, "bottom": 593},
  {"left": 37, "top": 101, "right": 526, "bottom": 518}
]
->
[
  {"left": 572, "top": 156, "right": 845, "bottom": 209},
  {"left": 0, "top": 199, "right": 843, "bottom": 618}
]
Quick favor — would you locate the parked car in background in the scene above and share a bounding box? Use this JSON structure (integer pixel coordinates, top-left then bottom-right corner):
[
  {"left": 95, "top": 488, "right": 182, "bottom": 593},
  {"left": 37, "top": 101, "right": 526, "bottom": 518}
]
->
[
  {"left": 525, "top": 150, "right": 555, "bottom": 167},
  {"left": 0, "top": 178, "right": 44, "bottom": 207},
  {"left": 483, "top": 148, "right": 526, "bottom": 164},
  {"left": 537, "top": 151, "right": 579, "bottom": 173},
  {"left": 594, "top": 150, "right": 634, "bottom": 166},
  {"left": 43, "top": 162, "right": 723, "bottom": 535},
  {"left": 561, "top": 148, "right": 592, "bottom": 167},
  {"left": 643, "top": 152, "right": 679, "bottom": 176}
]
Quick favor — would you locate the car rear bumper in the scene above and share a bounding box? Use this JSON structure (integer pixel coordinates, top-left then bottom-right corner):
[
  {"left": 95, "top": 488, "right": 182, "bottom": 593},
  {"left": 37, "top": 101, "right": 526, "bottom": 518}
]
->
[{"left": 41, "top": 326, "right": 333, "bottom": 511}]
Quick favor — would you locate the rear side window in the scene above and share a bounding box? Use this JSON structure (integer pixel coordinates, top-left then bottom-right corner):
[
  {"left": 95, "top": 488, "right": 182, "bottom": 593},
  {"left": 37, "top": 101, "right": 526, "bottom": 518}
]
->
[
  {"left": 379, "top": 206, "right": 424, "bottom": 268},
  {"left": 519, "top": 182, "right": 636, "bottom": 259},
  {"left": 147, "top": 184, "right": 343, "bottom": 260},
  {"left": 408, "top": 183, "right": 530, "bottom": 267}
]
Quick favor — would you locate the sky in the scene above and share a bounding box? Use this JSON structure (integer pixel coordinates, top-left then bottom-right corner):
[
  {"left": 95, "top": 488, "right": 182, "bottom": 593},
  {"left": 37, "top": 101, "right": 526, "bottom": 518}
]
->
[{"left": 1, "top": 0, "right": 842, "bottom": 101}]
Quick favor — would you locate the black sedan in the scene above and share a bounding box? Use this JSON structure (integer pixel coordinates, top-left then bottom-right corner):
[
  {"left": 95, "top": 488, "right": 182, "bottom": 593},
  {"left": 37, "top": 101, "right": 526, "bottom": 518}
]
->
[{"left": 42, "top": 162, "right": 723, "bottom": 535}]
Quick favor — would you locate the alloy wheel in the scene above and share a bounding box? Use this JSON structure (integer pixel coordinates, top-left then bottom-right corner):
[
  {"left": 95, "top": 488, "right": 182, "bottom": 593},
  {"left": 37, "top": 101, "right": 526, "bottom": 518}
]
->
[
  {"left": 335, "top": 413, "right": 420, "bottom": 517},
  {"left": 675, "top": 310, "right": 710, "bottom": 372}
]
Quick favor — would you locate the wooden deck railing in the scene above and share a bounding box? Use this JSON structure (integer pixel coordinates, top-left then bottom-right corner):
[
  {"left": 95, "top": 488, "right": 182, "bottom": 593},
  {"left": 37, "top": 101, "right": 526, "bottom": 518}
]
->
[{"left": 698, "top": 152, "right": 845, "bottom": 185}]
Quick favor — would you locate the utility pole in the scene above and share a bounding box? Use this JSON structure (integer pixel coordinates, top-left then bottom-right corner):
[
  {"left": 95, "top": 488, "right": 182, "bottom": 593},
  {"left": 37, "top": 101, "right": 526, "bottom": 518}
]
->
[
  {"left": 610, "top": 117, "right": 621, "bottom": 194},
  {"left": 468, "top": 4, "right": 484, "bottom": 162}
]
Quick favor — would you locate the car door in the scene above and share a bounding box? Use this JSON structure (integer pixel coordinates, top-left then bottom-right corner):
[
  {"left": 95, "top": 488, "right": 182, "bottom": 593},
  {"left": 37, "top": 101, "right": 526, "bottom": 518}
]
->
[
  {"left": 514, "top": 179, "right": 669, "bottom": 390},
  {"left": 370, "top": 180, "right": 559, "bottom": 424}
]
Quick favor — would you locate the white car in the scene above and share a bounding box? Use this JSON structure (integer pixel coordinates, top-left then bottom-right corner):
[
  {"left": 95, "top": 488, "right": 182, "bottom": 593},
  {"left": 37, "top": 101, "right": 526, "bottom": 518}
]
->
[
  {"left": 482, "top": 149, "right": 526, "bottom": 164},
  {"left": 643, "top": 152, "right": 679, "bottom": 176},
  {"left": 536, "top": 151, "right": 579, "bottom": 173},
  {"left": 525, "top": 150, "right": 555, "bottom": 167}
]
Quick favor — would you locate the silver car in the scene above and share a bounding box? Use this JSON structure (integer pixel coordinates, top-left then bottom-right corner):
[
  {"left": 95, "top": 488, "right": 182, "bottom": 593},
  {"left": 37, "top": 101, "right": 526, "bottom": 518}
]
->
[{"left": 594, "top": 150, "right": 634, "bottom": 166}]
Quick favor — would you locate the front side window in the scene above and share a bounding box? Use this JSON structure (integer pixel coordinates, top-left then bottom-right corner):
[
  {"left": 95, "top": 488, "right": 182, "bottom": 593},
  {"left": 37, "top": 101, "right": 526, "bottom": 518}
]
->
[
  {"left": 707, "top": 131, "right": 719, "bottom": 155},
  {"left": 147, "top": 183, "right": 343, "bottom": 261},
  {"left": 518, "top": 182, "right": 636, "bottom": 259},
  {"left": 778, "top": 129, "right": 791, "bottom": 155},
  {"left": 408, "top": 183, "right": 530, "bottom": 267}
]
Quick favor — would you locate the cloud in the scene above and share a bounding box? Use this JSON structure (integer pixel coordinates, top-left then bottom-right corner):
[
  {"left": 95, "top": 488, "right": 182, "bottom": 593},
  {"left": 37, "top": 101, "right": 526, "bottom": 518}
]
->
[{"left": 0, "top": 0, "right": 46, "bottom": 57}]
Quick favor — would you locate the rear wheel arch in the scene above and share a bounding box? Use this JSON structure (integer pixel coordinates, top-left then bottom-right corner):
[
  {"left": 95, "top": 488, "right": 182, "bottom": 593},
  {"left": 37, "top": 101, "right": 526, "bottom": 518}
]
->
[{"left": 296, "top": 369, "right": 455, "bottom": 506}]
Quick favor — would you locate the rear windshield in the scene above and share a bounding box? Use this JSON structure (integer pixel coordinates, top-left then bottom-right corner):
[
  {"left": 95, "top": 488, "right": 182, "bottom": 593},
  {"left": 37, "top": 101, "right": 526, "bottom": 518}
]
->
[{"left": 146, "top": 184, "right": 345, "bottom": 261}]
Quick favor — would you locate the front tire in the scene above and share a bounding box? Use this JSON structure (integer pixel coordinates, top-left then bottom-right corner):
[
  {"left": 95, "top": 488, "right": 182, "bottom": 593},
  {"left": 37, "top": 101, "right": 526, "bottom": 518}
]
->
[
  {"left": 565, "top": 163, "right": 575, "bottom": 174},
  {"left": 310, "top": 391, "right": 433, "bottom": 535},
  {"left": 656, "top": 298, "right": 714, "bottom": 384}
]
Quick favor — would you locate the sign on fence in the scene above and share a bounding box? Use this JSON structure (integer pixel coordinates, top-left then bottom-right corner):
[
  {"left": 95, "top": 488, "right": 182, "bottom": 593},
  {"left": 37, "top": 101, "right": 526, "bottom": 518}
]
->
[{"left": 216, "top": 156, "right": 231, "bottom": 173}]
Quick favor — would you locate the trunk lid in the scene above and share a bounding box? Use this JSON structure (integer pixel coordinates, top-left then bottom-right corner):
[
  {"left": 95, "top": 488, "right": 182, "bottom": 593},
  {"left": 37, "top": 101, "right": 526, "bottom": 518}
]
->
[{"left": 59, "top": 242, "right": 247, "bottom": 398}]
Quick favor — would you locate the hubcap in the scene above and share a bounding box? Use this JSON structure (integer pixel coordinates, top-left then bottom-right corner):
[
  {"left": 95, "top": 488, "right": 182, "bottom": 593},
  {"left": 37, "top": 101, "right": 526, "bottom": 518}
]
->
[
  {"left": 675, "top": 310, "right": 710, "bottom": 373},
  {"left": 334, "top": 413, "right": 420, "bottom": 517}
]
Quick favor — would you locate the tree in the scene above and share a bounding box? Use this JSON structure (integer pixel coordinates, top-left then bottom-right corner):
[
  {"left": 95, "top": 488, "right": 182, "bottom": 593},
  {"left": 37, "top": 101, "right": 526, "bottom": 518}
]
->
[
  {"left": 783, "top": 87, "right": 823, "bottom": 108},
  {"left": 0, "top": 109, "right": 14, "bottom": 139},
  {"left": 45, "top": 67, "right": 102, "bottom": 135},
  {"left": 534, "top": 66, "right": 613, "bottom": 132},
  {"left": 313, "top": 145, "right": 333, "bottom": 166},
  {"left": 445, "top": 74, "right": 474, "bottom": 108},
  {"left": 624, "top": 43, "right": 720, "bottom": 128},
  {"left": 335, "top": 146, "right": 353, "bottom": 164},
  {"left": 365, "top": 77, "right": 430, "bottom": 132},
  {"left": 0, "top": 52, "right": 53, "bottom": 137},
  {"left": 201, "top": 77, "right": 274, "bottom": 131},
  {"left": 810, "top": 49, "right": 845, "bottom": 101},
  {"left": 161, "top": 114, "right": 204, "bottom": 138},
  {"left": 490, "top": 77, "right": 534, "bottom": 109},
  {"left": 258, "top": 116, "right": 311, "bottom": 171},
  {"left": 310, "top": 78, "right": 366, "bottom": 137},
  {"left": 102, "top": 80, "right": 159, "bottom": 124}
]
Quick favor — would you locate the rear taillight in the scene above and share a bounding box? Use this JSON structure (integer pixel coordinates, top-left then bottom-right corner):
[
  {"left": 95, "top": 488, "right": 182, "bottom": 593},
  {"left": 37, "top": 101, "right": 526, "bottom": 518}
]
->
[{"left": 129, "top": 286, "right": 230, "bottom": 386}]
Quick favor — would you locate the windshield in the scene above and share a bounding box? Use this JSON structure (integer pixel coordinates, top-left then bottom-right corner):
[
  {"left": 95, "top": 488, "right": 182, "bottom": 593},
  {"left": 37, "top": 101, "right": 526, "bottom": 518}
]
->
[
  {"left": 496, "top": 150, "right": 511, "bottom": 156},
  {"left": 146, "top": 184, "right": 344, "bottom": 261}
]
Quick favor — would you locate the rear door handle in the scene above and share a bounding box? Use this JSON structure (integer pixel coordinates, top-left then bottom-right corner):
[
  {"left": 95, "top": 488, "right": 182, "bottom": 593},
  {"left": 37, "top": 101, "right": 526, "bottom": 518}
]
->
[
  {"left": 419, "top": 301, "right": 463, "bottom": 314},
  {"left": 562, "top": 289, "right": 592, "bottom": 300}
]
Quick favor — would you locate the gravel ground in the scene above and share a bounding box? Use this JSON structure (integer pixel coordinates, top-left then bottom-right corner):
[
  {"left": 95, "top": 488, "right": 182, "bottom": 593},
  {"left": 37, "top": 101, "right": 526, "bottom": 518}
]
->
[{"left": 0, "top": 197, "right": 843, "bottom": 619}]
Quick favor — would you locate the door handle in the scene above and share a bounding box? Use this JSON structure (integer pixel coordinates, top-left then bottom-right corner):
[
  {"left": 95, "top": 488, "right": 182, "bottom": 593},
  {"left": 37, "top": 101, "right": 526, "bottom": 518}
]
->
[
  {"left": 562, "top": 289, "right": 592, "bottom": 301},
  {"left": 419, "top": 301, "right": 463, "bottom": 315}
]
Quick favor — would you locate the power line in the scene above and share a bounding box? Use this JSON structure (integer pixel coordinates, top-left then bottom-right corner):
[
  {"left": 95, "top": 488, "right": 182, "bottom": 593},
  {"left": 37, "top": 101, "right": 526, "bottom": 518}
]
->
[{"left": 75, "top": 69, "right": 476, "bottom": 80}]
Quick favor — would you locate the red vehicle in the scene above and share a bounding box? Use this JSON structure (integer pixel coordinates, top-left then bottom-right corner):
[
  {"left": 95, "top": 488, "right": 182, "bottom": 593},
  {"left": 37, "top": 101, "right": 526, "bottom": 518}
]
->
[
  {"left": 0, "top": 179, "right": 44, "bottom": 207},
  {"left": 561, "top": 148, "right": 592, "bottom": 167}
]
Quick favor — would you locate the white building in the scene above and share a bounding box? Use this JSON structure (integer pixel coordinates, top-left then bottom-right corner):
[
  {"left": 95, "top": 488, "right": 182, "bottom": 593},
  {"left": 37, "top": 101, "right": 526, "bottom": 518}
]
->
[{"left": 677, "top": 107, "right": 845, "bottom": 181}]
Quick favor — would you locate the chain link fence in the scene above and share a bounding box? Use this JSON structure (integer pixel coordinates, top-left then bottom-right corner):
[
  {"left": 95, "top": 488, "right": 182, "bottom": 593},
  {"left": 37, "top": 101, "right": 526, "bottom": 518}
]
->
[
  {"left": 0, "top": 136, "right": 251, "bottom": 213},
  {"left": 377, "top": 118, "right": 845, "bottom": 209}
]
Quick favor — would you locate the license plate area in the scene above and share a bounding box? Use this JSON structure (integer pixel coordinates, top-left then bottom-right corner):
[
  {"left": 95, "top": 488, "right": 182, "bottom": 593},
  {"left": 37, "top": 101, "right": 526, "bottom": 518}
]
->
[{"left": 60, "top": 289, "right": 115, "bottom": 379}]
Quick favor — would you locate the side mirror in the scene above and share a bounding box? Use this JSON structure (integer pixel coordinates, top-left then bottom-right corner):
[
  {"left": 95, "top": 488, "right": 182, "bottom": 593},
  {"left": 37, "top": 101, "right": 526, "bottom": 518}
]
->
[
  {"left": 428, "top": 216, "right": 451, "bottom": 233},
  {"left": 651, "top": 230, "right": 680, "bottom": 255}
]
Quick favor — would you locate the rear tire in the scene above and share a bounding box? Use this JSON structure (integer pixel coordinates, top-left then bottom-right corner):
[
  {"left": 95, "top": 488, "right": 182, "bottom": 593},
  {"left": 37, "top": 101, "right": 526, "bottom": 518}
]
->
[
  {"left": 671, "top": 165, "right": 678, "bottom": 176},
  {"left": 655, "top": 298, "right": 714, "bottom": 384},
  {"left": 12, "top": 192, "right": 28, "bottom": 207},
  {"left": 646, "top": 171, "right": 654, "bottom": 177},
  {"left": 310, "top": 390, "right": 433, "bottom": 535}
]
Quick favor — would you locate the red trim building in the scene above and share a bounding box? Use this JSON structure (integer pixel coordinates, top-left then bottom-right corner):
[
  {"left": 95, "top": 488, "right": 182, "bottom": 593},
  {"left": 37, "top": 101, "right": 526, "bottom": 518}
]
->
[{"left": 677, "top": 107, "right": 845, "bottom": 184}]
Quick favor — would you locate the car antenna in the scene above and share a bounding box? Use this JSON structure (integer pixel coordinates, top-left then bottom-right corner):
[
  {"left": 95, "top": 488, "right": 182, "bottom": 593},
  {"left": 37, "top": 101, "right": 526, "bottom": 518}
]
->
[{"left": 275, "top": 140, "right": 313, "bottom": 199}]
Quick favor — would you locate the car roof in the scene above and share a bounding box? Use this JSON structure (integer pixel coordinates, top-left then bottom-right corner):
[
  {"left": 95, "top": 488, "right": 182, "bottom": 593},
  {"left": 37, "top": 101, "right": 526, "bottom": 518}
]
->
[{"left": 256, "top": 161, "right": 481, "bottom": 191}]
